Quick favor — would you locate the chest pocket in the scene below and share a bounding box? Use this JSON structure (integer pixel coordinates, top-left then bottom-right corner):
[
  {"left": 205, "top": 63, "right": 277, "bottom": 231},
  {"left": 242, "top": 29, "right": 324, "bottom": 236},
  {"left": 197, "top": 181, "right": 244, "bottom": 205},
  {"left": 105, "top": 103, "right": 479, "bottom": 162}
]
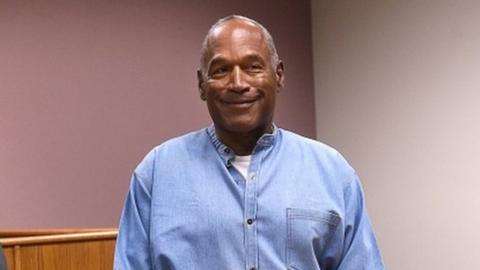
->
[{"left": 286, "top": 208, "right": 341, "bottom": 270}]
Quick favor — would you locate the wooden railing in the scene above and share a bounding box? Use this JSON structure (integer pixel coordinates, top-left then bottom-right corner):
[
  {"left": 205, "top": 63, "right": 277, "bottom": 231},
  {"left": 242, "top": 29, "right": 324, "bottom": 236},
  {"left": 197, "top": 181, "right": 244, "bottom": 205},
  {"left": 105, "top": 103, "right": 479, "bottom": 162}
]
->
[{"left": 0, "top": 228, "right": 117, "bottom": 270}]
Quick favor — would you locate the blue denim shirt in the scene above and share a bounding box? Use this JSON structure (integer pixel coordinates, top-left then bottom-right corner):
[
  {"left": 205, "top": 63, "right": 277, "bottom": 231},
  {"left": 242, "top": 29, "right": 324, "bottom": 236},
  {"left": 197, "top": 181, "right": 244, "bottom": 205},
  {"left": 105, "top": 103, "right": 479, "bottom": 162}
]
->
[{"left": 114, "top": 126, "right": 384, "bottom": 270}]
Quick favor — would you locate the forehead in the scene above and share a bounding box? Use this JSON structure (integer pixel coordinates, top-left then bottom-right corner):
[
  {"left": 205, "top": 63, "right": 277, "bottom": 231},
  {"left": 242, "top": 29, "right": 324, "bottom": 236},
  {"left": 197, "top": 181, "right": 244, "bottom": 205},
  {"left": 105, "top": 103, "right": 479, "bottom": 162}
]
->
[{"left": 206, "top": 20, "right": 270, "bottom": 62}]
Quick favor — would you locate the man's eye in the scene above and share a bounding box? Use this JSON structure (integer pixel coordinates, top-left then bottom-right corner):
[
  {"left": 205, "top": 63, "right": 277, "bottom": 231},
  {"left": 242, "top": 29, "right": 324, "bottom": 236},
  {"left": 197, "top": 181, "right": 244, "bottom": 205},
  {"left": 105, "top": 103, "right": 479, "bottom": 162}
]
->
[
  {"left": 246, "top": 64, "right": 263, "bottom": 72},
  {"left": 211, "top": 67, "right": 228, "bottom": 76}
]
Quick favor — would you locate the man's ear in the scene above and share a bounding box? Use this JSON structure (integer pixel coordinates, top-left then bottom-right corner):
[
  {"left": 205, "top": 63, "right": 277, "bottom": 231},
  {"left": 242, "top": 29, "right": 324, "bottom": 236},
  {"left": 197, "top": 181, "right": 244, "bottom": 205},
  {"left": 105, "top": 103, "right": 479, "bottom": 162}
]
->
[
  {"left": 275, "top": 61, "right": 285, "bottom": 90},
  {"left": 197, "top": 69, "right": 206, "bottom": 101}
]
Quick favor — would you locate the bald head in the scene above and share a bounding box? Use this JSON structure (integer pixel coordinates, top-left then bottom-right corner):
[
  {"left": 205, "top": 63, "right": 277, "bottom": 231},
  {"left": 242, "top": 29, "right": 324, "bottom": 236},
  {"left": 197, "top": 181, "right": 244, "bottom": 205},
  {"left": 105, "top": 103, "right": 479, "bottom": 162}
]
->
[{"left": 199, "top": 15, "right": 280, "bottom": 78}]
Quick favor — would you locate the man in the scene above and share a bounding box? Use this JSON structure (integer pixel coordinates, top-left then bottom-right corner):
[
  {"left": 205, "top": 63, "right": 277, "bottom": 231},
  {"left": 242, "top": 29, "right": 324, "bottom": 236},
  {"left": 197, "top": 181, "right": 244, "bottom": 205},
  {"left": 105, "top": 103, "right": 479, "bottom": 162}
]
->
[{"left": 114, "top": 15, "right": 384, "bottom": 269}]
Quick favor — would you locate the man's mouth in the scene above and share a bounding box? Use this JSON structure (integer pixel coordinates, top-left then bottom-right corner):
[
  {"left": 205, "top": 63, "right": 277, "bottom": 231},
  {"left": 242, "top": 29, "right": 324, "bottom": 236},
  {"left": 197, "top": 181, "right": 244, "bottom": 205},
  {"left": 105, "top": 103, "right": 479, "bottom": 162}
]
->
[
  {"left": 222, "top": 98, "right": 258, "bottom": 108},
  {"left": 225, "top": 99, "right": 256, "bottom": 104}
]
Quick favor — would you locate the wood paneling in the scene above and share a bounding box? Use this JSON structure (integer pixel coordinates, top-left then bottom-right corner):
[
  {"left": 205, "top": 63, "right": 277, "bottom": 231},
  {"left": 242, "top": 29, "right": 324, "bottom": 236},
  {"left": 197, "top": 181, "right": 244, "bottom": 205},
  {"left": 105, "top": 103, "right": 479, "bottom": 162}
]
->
[
  {"left": 0, "top": 229, "right": 117, "bottom": 270},
  {"left": 0, "top": 228, "right": 116, "bottom": 238}
]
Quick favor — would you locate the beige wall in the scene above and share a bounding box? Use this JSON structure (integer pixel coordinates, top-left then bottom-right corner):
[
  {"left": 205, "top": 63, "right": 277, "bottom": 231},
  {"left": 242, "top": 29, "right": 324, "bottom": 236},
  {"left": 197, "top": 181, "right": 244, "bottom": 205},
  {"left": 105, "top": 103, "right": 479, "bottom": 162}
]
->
[{"left": 312, "top": 1, "right": 480, "bottom": 269}]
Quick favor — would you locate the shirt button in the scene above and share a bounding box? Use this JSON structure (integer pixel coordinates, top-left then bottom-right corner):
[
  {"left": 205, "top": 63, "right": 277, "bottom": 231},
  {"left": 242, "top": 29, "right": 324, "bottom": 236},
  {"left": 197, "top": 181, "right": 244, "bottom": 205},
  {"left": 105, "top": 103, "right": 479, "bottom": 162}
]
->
[
  {"left": 247, "top": 218, "right": 254, "bottom": 225},
  {"left": 250, "top": 174, "right": 256, "bottom": 181}
]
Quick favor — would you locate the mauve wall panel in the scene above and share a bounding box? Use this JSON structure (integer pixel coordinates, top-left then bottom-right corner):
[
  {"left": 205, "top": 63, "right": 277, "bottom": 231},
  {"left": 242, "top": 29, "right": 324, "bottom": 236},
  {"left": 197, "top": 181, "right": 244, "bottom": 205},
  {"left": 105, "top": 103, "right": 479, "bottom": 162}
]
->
[{"left": 0, "top": 0, "right": 314, "bottom": 227}]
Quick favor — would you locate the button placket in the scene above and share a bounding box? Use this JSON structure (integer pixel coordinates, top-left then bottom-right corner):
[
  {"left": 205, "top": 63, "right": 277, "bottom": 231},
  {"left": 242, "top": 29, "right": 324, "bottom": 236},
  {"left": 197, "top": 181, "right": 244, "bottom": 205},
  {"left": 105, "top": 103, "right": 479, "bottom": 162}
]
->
[{"left": 244, "top": 151, "right": 264, "bottom": 270}]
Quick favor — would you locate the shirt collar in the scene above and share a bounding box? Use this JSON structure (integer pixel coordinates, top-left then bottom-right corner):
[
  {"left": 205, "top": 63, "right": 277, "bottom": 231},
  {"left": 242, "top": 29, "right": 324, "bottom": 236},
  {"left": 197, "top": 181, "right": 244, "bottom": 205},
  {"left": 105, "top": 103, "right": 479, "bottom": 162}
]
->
[{"left": 206, "top": 124, "right": 279, "bottom": 166}]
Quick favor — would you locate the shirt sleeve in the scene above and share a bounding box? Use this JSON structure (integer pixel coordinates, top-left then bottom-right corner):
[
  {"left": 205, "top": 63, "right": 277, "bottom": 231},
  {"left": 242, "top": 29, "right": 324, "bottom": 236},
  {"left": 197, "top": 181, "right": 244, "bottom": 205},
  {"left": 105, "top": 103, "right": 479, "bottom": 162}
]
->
[
  {"left": 337, "top": 173, "right": 385, "bottom": 270},
  {"left": 0, "top": 245, "right": 7, "bottom": 270},
  {"left": 114, "top": 152, "right": 155, "bottom": 270}
]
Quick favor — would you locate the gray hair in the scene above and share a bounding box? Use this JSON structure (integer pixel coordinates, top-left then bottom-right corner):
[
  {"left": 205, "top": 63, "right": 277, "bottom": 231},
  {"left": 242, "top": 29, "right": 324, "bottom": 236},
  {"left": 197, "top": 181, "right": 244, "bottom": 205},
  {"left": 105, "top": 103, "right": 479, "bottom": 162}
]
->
[{"left": 199, "top": 15, "right": 280, "bottom": 78}]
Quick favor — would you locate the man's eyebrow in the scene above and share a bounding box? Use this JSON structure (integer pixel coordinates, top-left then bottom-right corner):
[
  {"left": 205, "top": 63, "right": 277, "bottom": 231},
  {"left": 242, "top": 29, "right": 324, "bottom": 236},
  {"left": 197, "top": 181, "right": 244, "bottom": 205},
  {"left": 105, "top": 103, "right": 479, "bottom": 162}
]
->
[
  {"left": 242, "top": 53, "right": 266, "bottom": 63},
  {"left": 208, "top": 56, "right": 228, "bottom": 68}
]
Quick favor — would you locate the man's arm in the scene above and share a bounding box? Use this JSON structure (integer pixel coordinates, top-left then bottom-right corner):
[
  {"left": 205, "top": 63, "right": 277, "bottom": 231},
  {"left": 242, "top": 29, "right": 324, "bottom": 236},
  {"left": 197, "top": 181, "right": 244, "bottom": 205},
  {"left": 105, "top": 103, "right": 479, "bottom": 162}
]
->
[
  {"left": 337, "top": 173, "right": 384, "bottom": 270},
  {"left": 0, "top": 244, "right": 8, "bottom": 270},
  {"left": 114, "top": 156, "right": 154, "bottom": 270}
]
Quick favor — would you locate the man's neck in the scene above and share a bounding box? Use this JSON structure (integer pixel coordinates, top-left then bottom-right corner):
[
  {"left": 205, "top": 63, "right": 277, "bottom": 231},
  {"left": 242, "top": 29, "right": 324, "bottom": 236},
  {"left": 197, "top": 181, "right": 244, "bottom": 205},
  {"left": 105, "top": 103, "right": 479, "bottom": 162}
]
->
[{"left": 215, "top": 124, "right": 273, "bottom": 156}]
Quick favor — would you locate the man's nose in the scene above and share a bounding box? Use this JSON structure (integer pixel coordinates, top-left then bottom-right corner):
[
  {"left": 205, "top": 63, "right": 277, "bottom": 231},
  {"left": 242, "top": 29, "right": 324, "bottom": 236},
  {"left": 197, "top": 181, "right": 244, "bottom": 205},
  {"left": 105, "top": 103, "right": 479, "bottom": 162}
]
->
[{"left": 228, "top": 66, "right": 249, "bottom": 92}]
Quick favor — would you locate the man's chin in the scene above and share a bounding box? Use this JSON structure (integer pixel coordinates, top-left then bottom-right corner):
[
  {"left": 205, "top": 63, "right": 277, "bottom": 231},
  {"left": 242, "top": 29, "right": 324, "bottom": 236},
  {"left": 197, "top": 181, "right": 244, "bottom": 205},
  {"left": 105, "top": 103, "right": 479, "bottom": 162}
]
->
[{"left": 216, "top": 119, "right": 269, "bottom": 135}]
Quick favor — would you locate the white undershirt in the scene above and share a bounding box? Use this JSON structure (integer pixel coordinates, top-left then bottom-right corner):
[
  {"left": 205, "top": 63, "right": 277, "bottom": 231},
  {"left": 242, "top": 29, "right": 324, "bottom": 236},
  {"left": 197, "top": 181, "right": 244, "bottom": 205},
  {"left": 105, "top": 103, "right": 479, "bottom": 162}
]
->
[{"left": 231, "top": 155, "right": 251, "bottom": 181}]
